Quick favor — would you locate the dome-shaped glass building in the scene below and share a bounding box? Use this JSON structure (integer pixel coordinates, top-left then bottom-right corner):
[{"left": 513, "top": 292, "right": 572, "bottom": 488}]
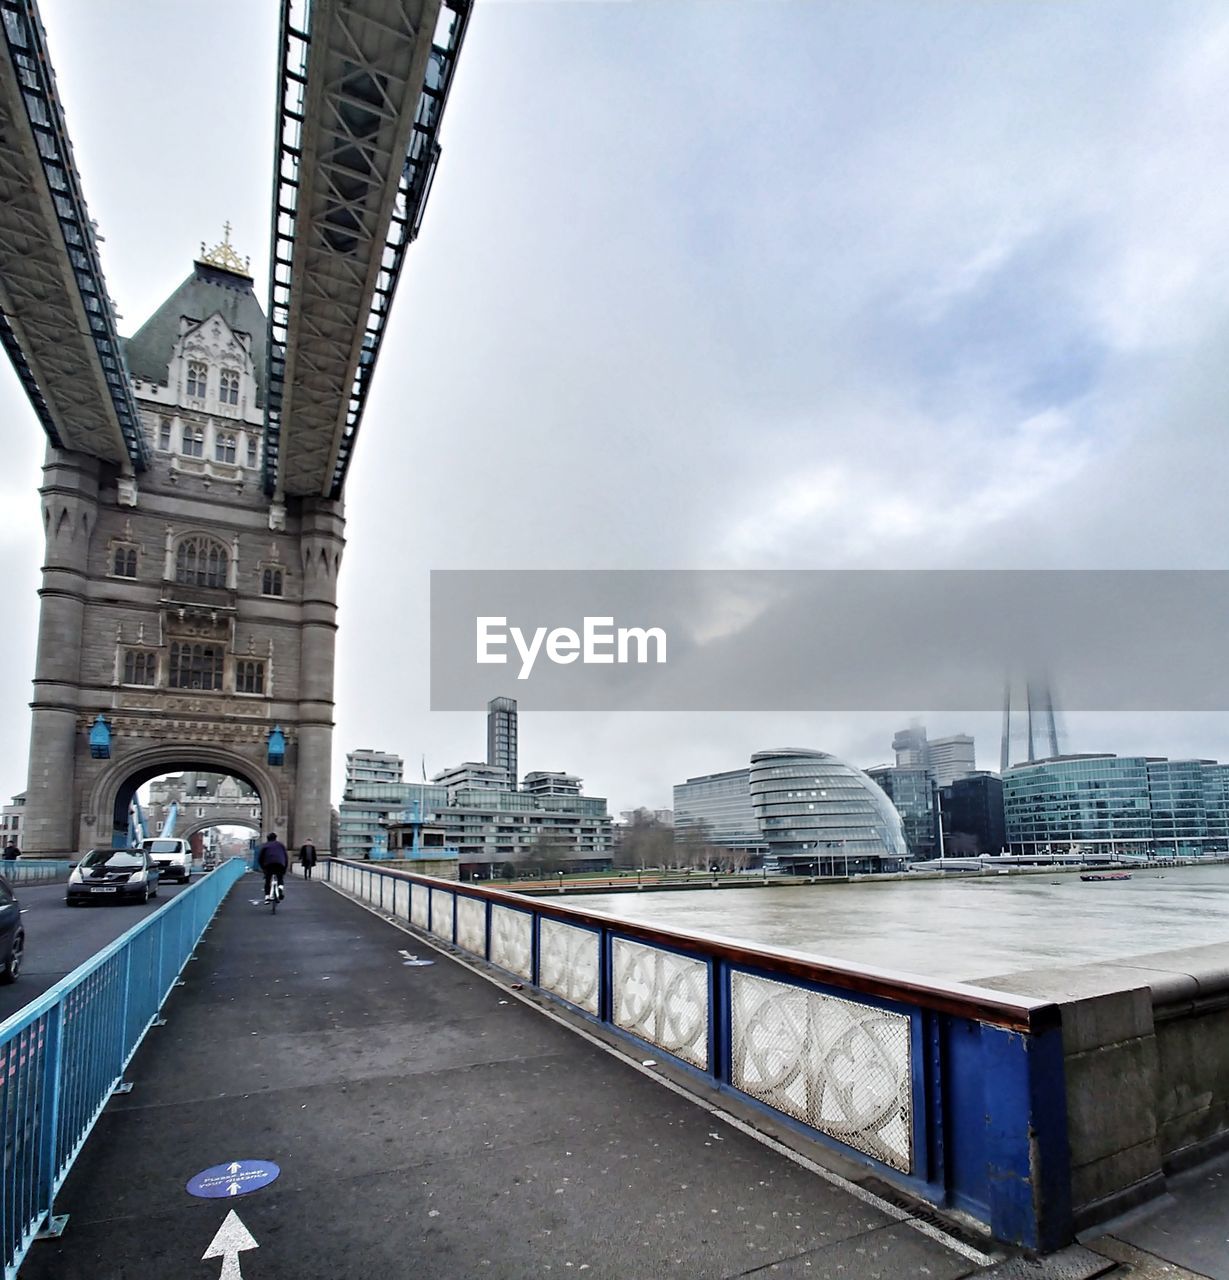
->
[{"left": 750, "top": 749, "right": 909, "bottom": 875}]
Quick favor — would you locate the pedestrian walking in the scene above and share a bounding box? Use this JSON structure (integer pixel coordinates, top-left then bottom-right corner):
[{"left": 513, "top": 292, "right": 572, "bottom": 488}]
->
[
  {"left": 2, "top": 842, "right": 17, "bottom": 861},
  {"left": 298, "top": 837, "right": 318, "bottom": 880}
]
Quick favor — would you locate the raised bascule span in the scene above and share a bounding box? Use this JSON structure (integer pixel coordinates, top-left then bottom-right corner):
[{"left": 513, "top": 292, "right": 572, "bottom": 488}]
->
[{"left": 0, "top": 0, "right": 472, "bottom": 856}]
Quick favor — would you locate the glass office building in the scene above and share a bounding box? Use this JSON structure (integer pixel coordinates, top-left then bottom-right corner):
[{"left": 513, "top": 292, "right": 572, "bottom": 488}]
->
[
  {"left": 673, "top": 768, "right": 765, "bottom": 856},
  {"left": 750, "top": 749, "right": 908, "bottom": 874},
  {"left": 1203, "top": 763, "right": 1229, "bottom": 852},
  {"left": 1003, "top": 755, "right": 1153, "bottom": 856},
  {"left": 1147, "top": 760, "right": 1209, "bottom": 857},
  {"left": 866, "top": 765, "right": 936, "bottom": 858}
]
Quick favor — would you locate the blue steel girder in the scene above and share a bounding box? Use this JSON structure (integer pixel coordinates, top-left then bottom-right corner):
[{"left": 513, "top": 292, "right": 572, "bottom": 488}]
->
[
  {"left": 265, "top": 0, "right": 470, "bottom": 499},
  {"left": 0, "top": 0, "right": 148, "bottom": 470}
]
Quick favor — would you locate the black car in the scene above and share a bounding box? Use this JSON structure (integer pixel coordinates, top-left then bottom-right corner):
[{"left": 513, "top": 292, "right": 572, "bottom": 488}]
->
[
  {"left": 0, "top": 874, "right": 23, "bottom": 983},
  {"left": 66, "top": 848, "right": 160, "bottom": 906}
]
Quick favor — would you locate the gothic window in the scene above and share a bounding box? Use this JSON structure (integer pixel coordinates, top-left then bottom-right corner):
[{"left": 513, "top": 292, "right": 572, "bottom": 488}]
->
[
  {"left": 215, "top": 433, "right": 237, "bottom": 464},
  {"left": 182, "top": 425, "right": 204, "bottom": 457},
  {"left": 169, "top": 642, "right": 224, "bottom": 691},
  {"left": 122, "top": 649, "right": 157, "bottom": 686},
  {"left": 111, "top": 544, "right": 138, "bottom": 578},
  {"left": 158, "top": 419, "right": 171, "bottom": 450},
  {"left": 236, "top": 660, "right": 266, "bottom": 695},
  {"left": 175, "top": 535, "right": 229, "bottom": 588},
  {"left": 220, "top": 368, "right": 240, "bottom": 406},
  {"left": 247, "top": 436, "right": 258, "bottom": 468},
  {"left": 261, "top": 567, "right": 284, "bottom": 597},
  {"left": 186, "top": 360, "right": 207, "bottom": 400}
]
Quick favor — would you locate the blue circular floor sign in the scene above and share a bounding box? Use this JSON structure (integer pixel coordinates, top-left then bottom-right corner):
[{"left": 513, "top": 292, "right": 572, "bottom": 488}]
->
[{"left": 186, "top": 1159, "right": 281, "bottom": 1199}]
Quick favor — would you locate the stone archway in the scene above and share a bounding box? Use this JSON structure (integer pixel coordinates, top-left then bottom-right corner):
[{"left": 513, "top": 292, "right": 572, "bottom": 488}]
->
[
  {"left": 177, "top": 814, "right": 262, "bottom": 842},
  {"left": 83, "top": 743, "right": 287, "bottom": 852}
]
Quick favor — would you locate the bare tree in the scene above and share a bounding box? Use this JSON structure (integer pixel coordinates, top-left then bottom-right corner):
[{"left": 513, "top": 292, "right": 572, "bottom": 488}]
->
[{"left": 615, "top": 813, "right": 675, "bottom": 869}]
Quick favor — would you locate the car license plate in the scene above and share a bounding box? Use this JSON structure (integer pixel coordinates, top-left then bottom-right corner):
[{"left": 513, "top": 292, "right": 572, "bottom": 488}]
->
[{"left": 90, "top": 886, "right": 117, "bottom": 893}]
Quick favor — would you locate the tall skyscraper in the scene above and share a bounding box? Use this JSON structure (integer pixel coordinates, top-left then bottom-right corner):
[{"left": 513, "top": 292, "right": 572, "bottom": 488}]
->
[
  {"left": 891, "top": 724, "right": 977, "bottom": 786},
  {"left": 928, "top": 735, "right": 977, "bottom": 787},
  {"left": 486, "top": 696, "right": 518, "bottom": 788},
  {"left": 1000, "top": 678, "right": 1061, "bottom": 771},
  {"left": 892, "top": 724, "right": 929, "bottom": 769}
]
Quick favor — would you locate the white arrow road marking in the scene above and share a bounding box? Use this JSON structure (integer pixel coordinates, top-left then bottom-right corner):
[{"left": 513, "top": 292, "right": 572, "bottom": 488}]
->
[
  {"left": 228, "top": 1162, "right": 242, "bottom": 1174},
  {"left": 227, "top": 1180, "right": 242, "bottom": 1195},
  {"left": 203, "top": 1209, "right": 258, "bottom": 1280}
]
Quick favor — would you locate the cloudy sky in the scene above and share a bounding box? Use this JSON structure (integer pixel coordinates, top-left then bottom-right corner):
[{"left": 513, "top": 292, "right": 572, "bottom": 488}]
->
[{"left": 1, "top": 0, "right": 1227, "bottom": 815}]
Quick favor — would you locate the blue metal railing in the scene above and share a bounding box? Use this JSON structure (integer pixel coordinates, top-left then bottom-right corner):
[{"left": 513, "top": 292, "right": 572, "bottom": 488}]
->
[
  {"left": 0, "top": 858, "right": 246, "bottom": 1276},
  {"left": 324, "top": 858, "right": 1073, "bottom": 1252},
  {"left": 0, "top": 861, "right": 69, "bottom": 886}
]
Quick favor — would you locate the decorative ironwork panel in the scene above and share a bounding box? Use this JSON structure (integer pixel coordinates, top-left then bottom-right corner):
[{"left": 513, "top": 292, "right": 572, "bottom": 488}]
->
[
  {"left": 730, "top": 971, "right": 912, "bottom": 1172},
  {"left": 490, "top": 905, "right": 533, "bottom": 979},
  {"left": 611, "top": 938, "right": 708, "bottom": 1068},
  {"left": 410, "top": 883, "right": 429, "bottom": 929},
  {"left": 430, "top": 890, "right": 454, "bottom": 941},
  {"left": 538, "top": 919, "right": 599, "bottom": 1014},
  {"left": 455, "top": 896, "right": 486, "bottom": 957}
]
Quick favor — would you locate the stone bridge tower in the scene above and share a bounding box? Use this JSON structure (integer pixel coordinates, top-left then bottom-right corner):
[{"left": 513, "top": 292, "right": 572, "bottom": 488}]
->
[{"left": 22, "top": 233, "right": 342, "bottom": 855}]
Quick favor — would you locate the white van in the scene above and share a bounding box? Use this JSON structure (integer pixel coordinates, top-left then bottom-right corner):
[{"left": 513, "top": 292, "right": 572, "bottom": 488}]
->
[{"left": 140, "top": 837, "right": 192, "bottom": 883}]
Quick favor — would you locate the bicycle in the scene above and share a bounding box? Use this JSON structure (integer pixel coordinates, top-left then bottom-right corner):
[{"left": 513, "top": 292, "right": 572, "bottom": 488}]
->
[{"left": 267, "top": 878, "right": 284, "bottom": 914}]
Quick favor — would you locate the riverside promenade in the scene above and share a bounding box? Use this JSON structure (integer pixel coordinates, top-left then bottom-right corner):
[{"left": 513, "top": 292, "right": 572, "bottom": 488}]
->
[{"left": 16, "top": 872, "right": 1223, "bottom": 1279}]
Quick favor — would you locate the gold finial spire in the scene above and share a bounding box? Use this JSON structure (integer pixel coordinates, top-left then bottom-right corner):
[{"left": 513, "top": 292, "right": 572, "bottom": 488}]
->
[{"left": 199, "top": 222, "right": 252, "bottom": 276}]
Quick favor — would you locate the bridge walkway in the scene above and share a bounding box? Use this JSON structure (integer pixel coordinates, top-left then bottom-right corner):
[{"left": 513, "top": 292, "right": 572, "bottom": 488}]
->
[{"left": 15, "top": 871, "right": 1005, "bottom": 1280}]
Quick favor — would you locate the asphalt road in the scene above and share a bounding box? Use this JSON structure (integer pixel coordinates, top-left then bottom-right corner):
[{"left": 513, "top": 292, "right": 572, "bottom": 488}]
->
[{"left": 0, "top": 874, "right": 195, "bottom": 1023}]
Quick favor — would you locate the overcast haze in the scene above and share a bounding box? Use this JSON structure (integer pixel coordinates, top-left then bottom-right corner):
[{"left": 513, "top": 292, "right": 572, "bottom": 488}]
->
[{"left": 1, "top": 1, "right": 1228, "bottom": 815}]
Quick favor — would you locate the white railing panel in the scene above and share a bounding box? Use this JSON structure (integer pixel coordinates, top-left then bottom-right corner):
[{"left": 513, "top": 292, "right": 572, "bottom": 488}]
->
[
  {"left": 430, "top": 889, "right": 454, "bottom": 941},
  {"left": 730, "top": 970, "right": 912, "bottom": 1172},
  {"left": 539, "top": 918, "right": 599, "bottom": 1015},
  {"left": 611, "top": 938, "right": 708, "bottom": 1069},
  {"left": 490, "top": 905, "right": 532, "bottom": 979},
  {"left": 455, "top": 896, "right": 486, "bottom": 956},
  {"left": 410, "top": 883, "right": 429, "bottom": 929}
]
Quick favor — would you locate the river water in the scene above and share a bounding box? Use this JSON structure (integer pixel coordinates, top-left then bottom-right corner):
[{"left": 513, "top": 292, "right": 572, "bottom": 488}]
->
[{"left": 578, "top": 864, "right": 1229, "bottom": 983}]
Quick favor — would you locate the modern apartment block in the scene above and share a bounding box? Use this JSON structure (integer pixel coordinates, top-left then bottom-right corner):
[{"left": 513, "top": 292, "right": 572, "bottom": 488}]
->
[
  {"left": 385, "top": 779, "right": 613, "bottom": 874},
  {"left": 339, "top": 781, "right": 446, "bottom": 861},
  {"left": 345, "top": 750, "right": 404, "bottom": 790},
  {"left": 522, "top": 771, "right": 582, "bottom": 798},
  {"left": 432, "top": 762, "right": 514, "bottom": 794}
]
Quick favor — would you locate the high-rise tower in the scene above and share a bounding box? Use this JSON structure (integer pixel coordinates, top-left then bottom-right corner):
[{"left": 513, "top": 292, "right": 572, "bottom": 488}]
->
[
  {"left": 1000, "top": 677, "right": 1061, "bottom": 772},
  {"left": 486, "top": 696, "right": 518, "bottom": 788}
]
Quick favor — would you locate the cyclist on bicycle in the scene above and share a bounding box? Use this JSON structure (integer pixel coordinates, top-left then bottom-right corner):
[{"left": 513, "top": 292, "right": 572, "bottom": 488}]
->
[{"left": 257, "top": 832, "right": 289, "bottom": 903}]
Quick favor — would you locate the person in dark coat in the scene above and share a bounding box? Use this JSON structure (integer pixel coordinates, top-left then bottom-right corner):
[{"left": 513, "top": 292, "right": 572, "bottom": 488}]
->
[
  {"left": 2, "top": 843, "right": 18, "bottom": 861},
  {"left": 257, "top": 832, "right": 289, "bottom": 902},
  {"left": 298, "top": 838, "right": 318, "bottom": 880}
]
